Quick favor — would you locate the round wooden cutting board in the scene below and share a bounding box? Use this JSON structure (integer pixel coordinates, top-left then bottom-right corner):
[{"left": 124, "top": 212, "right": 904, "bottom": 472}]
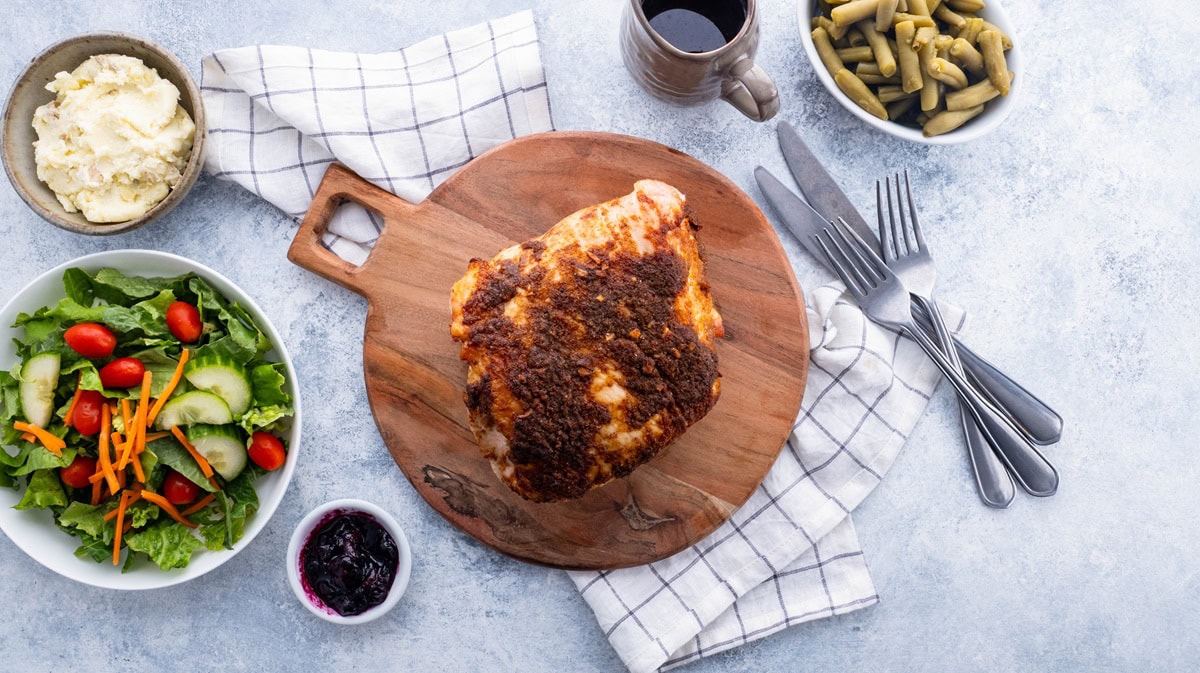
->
[{"left": 287, "top": 132, "right": 809, "bottom": 570}]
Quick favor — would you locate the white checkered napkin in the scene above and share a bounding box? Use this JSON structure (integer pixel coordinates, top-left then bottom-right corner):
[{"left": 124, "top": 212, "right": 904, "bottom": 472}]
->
[
  {"left": 199, "top": 10, "right": 553, "bottom": 265},
  {"left": 570, "top": 283, "right": 968, "bottom": 673}
]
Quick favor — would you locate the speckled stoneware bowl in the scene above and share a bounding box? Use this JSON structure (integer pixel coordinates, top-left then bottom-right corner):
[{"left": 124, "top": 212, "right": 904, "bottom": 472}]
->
[{"left": 0, "top": 33, "right": 206, "bottom": 235}]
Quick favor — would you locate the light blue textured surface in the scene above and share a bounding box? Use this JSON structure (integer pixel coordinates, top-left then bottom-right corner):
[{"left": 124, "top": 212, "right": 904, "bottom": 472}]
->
[{"left": 1, "top": 1, "right": 1198, "bottom": 671}]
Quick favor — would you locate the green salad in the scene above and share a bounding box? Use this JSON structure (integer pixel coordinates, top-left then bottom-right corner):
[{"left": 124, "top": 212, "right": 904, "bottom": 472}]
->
[{"left": 0, "top": 267, "right": 294, "bottom": 571}]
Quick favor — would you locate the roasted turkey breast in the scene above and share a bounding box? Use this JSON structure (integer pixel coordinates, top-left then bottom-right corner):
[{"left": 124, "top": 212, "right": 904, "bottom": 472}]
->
[{"left": 449, "top": 180, "right": 723, "bottom": 502}]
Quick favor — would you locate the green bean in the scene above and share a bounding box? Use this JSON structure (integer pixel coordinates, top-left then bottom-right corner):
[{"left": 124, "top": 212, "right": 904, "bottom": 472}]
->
[
  {"left": 817, "top": 15, "right": 851, "bottom": 41},
  {"left": 933, "top": 34, "right": 954, "bottom": 58},
  {"left": 886, "top": 96, "right": 918, "bottom": 120},
  {"left": 946, "top": 0, "right": 985, "bottom": 11},
  {"left": 895, "top": 21, "right": 924, "bottom": 93},
  {"left": 978, "top": 30, "right": 1009, "bottom": 95},
  {"left": 957, "top": 17, "right": 984, "bottom": 44},
  {"left": 980, "top": 21, "right": 1013, "bottom": 49},
  {"left": 857, "top": 21, "right": 898, "bottom": 76},
  {"left": 917, "top": 40, "right": 940, "bottom": 111},
  {"left": 892, "top": 12, "right": 936, "bottom": 28},
  {"left": 945, "top": 71, "right": 1011, "bottom": 110},
  {"left": 911, "top": 25, "right": 939, "bottom": 51},
  {"left": 896, "top": 0, "right": 908, "bottom": 11},
  {"left": 875, "top": 0, "right": 900, "bottom": 32},
  {"left": 812, "top": 27, "right": 846, "bottom": 78},
  {"left": 933, "top": 4, "right": 965, "bottom": 28},
  {"left": 922, "top": 105, "right": 984, "bottom": 136},
  {"left": 834, "top": 68, "right": 889, "bottom": 119},
  {"left": 876, "top": 85, "right": 917, "bottom": 102},
  {"left": 948, "top": 38, "right": 984, "bottom": 73},
  {"left": 832, "top": 0, "right": 881, "bottom": 28},
  {"left": 927, "top": 57, "right": 968, "bottom": 88},
  {"left": 836, "top": 46, "right": 876, "bottom": 63},
  {"left": 908, "top": 0, "right": 931, "bottom": 17}
]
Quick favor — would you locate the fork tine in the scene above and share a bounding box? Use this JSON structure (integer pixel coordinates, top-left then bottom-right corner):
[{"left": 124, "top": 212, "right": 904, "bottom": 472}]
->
[
  {"left": 876, "top": 181, "right": 895, "bottom": 263},
  {"left": 903, "top": 169, "right": 926, "bottom": 250},
  {"left": 886, "top": 175, "right": 903, "bottom": 257},
  {"left": 893, "top": 173, "right": 913, "bottom": 254},
  {"left": 829, "top": 218, "right": 883, "bottom": 287},
  {"left": 836, "top": 217, "right": 893, "bottom": 283},
  {"left": 814, "top": 232, "right": 867, "bottom": 301}
]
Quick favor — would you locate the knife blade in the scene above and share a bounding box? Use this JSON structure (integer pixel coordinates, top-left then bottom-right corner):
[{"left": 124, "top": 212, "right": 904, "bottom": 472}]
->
[
  {"left": 777, "top": 120, "right": 877, "bottom": 249},
  {"left": 753, "top": 166, "right": 833, "bottom": 263}
]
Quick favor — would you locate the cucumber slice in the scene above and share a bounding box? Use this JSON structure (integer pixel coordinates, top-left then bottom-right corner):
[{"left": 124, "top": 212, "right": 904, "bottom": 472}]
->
[
  {"left": 20, "top": 352, "right": 61, "bottom": 428},
  {"left": 154, "top": 391, "right": 233, "bottom": 430},
  {"left": 187, "top": 424, "right": 247, "bottom": 480},
  {"left": 184, "top": 355, "right": 252, "bottom": 416}
]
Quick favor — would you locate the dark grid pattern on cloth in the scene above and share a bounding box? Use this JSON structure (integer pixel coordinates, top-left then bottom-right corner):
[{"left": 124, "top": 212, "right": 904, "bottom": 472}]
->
[
  {"left": 199, "top": 10, "right": 553, "bottom": 266},
  {"left": 570, "top": 285, "right": 967, "bottom": 673}
]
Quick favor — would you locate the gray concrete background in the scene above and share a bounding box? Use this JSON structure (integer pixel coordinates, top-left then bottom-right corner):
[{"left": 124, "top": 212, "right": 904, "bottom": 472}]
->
[{"left": 1, "top": 0, "right": 1197, "bottom": 671}]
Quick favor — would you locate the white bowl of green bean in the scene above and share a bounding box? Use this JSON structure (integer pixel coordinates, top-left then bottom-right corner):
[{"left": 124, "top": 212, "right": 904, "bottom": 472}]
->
[{"left": 798, "top": 0, "right": 1021, "bottom": 144}]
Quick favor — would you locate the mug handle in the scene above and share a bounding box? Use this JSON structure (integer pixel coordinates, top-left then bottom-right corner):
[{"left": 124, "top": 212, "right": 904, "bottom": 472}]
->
[{"left": 721, "top": 56, "right": 780, "bottom": 122}]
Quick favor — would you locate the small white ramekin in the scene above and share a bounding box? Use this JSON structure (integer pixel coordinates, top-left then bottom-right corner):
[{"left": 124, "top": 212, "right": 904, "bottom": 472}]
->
[{"left": 286, "top": 499, "right": 412, "bottom": 624}]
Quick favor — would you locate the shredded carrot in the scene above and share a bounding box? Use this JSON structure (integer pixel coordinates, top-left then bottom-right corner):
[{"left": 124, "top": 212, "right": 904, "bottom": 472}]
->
[
  {"left": 180, "top": 493, "right": 216, "bottom": 517},
  {"left": 143, "top": 431, "right": 169, "bottom": 444},
  {"left": 88, "top": 470, "right": 106, "bottom": 485},
  {"left": 12, "top": 422, "right": 65, "bottom": 456},
  {"left": 112, "top": 490, "right": 137, "bottom": 564},
  {"left": 62, "top": 379, "right": 84, "bottom": 426},
  {"left": 20, "top": 432, "right": 37, "bottom": 443},
  {"left": 96, "top": 407, "right": 119, "bottom": 494},
  {"left": 146, "top": 350, "right": 187, "bottom": 428},
  {"left": 170, "top": 425, "right": 214, "bottom": 479},
  {"left": 120, "top": 399, "right": 132, "bottom": 435},
  {"left": 131, "top": 448, "right": 146, "bottom": 483},
  {"left": 139, "top": 491, "right": 197, "bottom": 528},
  {"left": 104, "top": 490, "right": 142, "bottom": 521},
  {"left": 117, "top": 427, "right": 137, "bottom": 471},
  {"left": 208, "top": 475, "right": 221, "bottom": 491},
  {"left": 135, "top": 371, "right": 152, "bottom": 457},
  {"left": 90, "top": 479, "right": 102, "bottom": 506},
  {"left": 116, "top": 464, "right": 127, "bottom": 490}
]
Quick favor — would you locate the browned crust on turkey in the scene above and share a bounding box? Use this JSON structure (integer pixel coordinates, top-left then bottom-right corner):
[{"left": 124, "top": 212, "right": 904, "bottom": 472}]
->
[{"left": 456, "top": 210, "right": 720, "bottom": 502}]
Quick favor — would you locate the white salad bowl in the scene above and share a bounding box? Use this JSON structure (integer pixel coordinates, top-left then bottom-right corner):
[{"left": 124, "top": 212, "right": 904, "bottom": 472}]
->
[
  {"left": 0, "top": 249, "right": 301, "bottom": 590},
  {"left": 796, "top": 0, "right": 1023, "bottom": 144},
  {"left": 286, "top": 499, "right": 412, "bottom": 625}
]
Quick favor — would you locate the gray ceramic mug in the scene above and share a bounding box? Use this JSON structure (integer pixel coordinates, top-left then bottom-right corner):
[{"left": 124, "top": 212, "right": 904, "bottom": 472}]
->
[{"left": 620, "top": 0, "right": 779, "bottom": 121}]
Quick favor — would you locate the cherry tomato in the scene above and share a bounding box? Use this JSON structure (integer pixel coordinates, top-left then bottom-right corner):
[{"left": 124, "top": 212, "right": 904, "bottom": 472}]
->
[
  {"left": 247, "top": 432, "right": 286, "bottom": 471},
  {"left": 64, "top": 323, "right": 116, "bottom": 358},
  {"left": 59, "top": 454, "right": 98, "bottom": 489},
  {"left": 163, "top": 469, "right": 200, "bottom": 505},
  {"left": 72, "top": 389, "right": 106, "bottom": 436},
  {"left": 166, "top": 301, "right": 202, "bottom": 343},
  {"left": 98, "top": 357, "right": 146, "bottom": 389}
]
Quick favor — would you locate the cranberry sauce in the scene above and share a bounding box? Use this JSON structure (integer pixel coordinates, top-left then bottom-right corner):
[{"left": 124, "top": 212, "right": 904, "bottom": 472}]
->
[{"left": 300, "top": 511, "right": 399, "bottom": 616}]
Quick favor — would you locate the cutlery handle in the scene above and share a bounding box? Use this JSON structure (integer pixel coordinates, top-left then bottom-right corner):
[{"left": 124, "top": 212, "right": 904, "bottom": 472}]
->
[
  {"left": 954, "top": 339, "right": 1063, "bottom": 445},
  {"left": 916, "top": 297, "right": 1015, "bottom": 508},
  {"left": 913, "top": 303, "right": 1063, "bottom": 445},
  {"left": 905, "top": 325, "right": 1060, "bottom": 497}
]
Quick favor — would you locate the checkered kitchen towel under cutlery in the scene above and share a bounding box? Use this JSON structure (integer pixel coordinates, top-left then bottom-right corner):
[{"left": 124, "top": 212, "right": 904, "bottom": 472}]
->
[{"left": 200, "top": 11, "right": 965, "bottom": 672}]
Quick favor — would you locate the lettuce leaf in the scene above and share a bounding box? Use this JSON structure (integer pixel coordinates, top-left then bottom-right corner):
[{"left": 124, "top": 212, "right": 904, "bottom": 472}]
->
[
  {"left": 123, "top": 520, "right": 203, "bottom": 570},
  {"left": 238, "top": 404, "right": 292, "bottom": 435},
  {"left": 73, "top": 533, "right": 111, "bottom": 563},
  {"left": 145, "top": 436, "right": 217, "bottom": 492},
  {"left": 250, "top": 363, "right": 291, "bottom": 406},
  {"left": 88, "top": 268, "right": 191, "bottom": 305},
  {"left": 58, "top": 502, "right": 113, "bottom": 542},
  {"left": 13, "top": 446, "right": 76, "bottom": 477},
  {"left": 62, "top": 268, "right": 94, "bottom": 306},
  {"left": 14, "top": 469, "right": 67, "bottom": 510}
]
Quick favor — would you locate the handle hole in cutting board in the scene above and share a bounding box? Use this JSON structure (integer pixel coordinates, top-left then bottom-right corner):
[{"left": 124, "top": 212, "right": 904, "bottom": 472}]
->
[{"left": 317, "top": 199, "right": 389, "bottom": 268}]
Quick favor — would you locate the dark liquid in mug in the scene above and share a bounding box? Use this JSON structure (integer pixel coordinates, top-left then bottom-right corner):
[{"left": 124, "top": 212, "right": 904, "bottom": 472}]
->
[{"left": 643, "top": 0, "right": 747, "bottom": 53}]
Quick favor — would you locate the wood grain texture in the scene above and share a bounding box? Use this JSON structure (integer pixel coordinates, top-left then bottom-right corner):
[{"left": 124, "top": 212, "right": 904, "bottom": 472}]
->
[{"left": 287, "top": 132, "right": 809, "bottom": 570}]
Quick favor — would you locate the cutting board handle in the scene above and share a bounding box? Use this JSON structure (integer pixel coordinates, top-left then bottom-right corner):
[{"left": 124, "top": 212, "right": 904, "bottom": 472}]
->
[{"left": 287, "top": 163, "right": 417, "bottom": 297}]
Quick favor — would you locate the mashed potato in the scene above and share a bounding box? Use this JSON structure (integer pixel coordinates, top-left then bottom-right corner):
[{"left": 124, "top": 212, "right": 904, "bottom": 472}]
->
[{"left": 32, "top": 54, "right": 195, "bottom": 223}]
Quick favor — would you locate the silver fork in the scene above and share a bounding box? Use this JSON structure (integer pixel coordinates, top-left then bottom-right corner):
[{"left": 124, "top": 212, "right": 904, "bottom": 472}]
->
[
  {"left": 815, "top": 218, "right": 1059, "bottom": 497},
  {"left": 878, "top": 172, "right": 1015, "bottom": 508}
]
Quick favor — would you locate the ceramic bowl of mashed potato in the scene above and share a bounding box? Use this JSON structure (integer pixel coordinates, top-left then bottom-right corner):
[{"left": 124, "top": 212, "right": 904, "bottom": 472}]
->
[{"left": 1, "top": 33, "right": 206, "bottom": 235}]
